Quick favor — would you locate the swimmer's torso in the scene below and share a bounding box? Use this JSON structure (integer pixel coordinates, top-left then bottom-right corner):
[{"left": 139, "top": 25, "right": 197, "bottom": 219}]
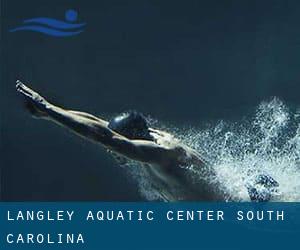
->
[
  {"left": 144, "top": 161, "right": 224, "bottom": 201},
  {"left": 143, "top": 129, "right": 225, "bottom": 201}
]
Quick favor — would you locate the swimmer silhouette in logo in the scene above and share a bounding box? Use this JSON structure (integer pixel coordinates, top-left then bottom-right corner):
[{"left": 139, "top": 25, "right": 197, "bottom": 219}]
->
[
  {"left": 15, "top": 81, "right": 279, "bottom": 201},
  {"left": 9, "top": 9, "right": 85, "bottom": 37}
]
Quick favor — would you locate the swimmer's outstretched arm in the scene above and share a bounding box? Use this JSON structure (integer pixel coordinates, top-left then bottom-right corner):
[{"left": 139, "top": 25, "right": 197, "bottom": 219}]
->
[{"left": 16, "top": 81, "right": 176, "bottom": 165}]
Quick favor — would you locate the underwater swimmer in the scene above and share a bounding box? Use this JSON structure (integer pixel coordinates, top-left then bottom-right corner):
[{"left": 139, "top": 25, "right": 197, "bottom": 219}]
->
[{"left": 16, "top": 81, "right": 277, "bottom": 201}]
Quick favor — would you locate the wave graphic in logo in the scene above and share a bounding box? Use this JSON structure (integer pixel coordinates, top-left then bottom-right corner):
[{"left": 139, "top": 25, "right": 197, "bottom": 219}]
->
[{"left": 9, "top": 9, "right": 85, "bottom": 37}]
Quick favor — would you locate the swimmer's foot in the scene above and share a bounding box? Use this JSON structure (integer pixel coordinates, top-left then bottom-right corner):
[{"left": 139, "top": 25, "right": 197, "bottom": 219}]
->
[
  {"left": 246, "top": 174, "right": 279, "bottom": 202},
  {"left": 16, "top": 80, "right": 49, "bottom": 118}
]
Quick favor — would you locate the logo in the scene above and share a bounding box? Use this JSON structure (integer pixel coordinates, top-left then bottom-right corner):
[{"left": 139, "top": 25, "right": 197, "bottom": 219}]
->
[{"left": 9, "top": 9, "right": 85, "bottom": 37}]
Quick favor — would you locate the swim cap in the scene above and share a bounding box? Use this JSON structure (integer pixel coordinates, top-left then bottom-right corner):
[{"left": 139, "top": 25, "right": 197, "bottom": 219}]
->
[{"left": 108, "top": 111, "right": 153, "bottom": 140}]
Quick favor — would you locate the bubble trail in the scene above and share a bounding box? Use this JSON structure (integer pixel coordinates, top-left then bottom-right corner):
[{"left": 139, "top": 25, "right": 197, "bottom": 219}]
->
[{"left": 123, "top": 98, "right": 300, "bottom": 201}]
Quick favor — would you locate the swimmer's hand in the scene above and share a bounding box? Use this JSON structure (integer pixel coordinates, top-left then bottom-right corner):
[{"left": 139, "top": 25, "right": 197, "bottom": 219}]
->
[{"left": 16, "top": 80, "right": 49, "bottom": 118}]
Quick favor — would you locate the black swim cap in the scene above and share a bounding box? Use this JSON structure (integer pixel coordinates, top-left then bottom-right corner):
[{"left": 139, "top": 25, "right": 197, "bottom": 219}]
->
[{"left": 108, "top": 111, "right": 153, "bottom": 140}]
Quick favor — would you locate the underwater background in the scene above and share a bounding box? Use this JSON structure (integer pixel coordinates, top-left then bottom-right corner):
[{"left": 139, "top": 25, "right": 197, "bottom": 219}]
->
[{"left": 2, "top": 0, "right": 300, "bottom": 201}]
